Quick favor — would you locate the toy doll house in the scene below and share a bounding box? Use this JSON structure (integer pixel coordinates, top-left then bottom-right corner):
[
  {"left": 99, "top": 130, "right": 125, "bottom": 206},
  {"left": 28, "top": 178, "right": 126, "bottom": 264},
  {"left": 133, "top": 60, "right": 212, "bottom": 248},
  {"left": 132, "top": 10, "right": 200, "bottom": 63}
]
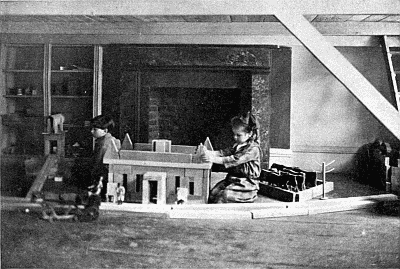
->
[{"left": 103, "top": 134, "right": 213, "bottom": 204}]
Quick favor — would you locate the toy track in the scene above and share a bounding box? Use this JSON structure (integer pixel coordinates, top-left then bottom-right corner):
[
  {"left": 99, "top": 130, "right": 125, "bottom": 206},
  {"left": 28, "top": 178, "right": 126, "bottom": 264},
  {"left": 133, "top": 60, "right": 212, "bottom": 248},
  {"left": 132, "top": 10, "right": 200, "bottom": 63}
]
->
[{"left": 25, "top": 154, "right": 59, "bottom": 200}]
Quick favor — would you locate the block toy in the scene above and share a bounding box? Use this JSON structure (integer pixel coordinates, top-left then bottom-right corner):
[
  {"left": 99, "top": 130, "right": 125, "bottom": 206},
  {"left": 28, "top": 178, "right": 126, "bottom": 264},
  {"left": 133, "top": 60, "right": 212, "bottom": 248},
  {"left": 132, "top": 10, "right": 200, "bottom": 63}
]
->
[{"left": 103, "top": 134, "right": 213, "bottom": 204}]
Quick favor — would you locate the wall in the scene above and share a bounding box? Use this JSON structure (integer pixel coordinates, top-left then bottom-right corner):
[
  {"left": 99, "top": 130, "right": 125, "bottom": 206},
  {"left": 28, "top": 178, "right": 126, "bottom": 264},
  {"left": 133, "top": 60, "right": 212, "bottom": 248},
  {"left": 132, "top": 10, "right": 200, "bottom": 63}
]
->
[
  {"left": 290, "top": 46, "right": 399, "bottom": 173},
  {"left": 270, "top": 47, "right": 291, "bottom": 149}
]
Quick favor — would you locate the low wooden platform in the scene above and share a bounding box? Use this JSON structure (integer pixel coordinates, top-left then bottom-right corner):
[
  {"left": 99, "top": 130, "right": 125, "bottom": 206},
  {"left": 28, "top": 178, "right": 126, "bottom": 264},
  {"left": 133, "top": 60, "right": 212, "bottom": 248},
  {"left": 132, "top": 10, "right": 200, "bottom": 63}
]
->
[{"left": 258, "top": 180, "right": 334, "bottom": 202}]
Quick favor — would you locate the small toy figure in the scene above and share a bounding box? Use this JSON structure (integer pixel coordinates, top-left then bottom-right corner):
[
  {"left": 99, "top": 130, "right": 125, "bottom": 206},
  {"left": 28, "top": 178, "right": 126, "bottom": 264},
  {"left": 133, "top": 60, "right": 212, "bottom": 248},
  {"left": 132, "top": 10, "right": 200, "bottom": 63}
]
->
[
  {"left": 116, "top": 183, "right": 125, "bottom": 205},
  {"left": 202, "top": 111, "right": 262, "bottom": 203},
  {"left": 48, "top": 113, "right": 65, "bottom": 133}
]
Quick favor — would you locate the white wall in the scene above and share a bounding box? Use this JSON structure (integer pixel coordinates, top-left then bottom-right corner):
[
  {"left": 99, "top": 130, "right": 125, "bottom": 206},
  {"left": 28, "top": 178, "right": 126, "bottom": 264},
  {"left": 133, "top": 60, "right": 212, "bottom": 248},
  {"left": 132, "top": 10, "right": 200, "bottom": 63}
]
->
[{"left": 289, "top": 46, "right": 398, "bottom": 173}]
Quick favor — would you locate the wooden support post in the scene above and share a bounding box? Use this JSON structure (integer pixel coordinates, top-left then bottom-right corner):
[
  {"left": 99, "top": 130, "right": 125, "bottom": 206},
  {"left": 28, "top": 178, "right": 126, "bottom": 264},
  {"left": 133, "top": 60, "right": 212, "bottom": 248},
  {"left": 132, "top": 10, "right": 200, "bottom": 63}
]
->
[{"left": 275, "top": 11, "right": 400, "bottom": 140}]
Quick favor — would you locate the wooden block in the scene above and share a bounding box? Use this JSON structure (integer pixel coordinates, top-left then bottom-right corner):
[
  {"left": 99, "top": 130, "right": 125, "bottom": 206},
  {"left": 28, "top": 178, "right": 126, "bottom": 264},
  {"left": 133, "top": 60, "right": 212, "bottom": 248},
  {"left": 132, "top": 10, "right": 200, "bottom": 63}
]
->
[
  {"left": 134, "top": 143, "right": 197, "bottom": 154},
  {"left": 142, "top": 172, "right": 167, "bottom": 205},
  {"left": 113, "top": 165, "right": 131, "bottom": 174},
  {"left": 152, "top": 140, "right": 171, "bottom": 153},
  {"left": 121, "top": 133, "right": 133, "bottom": 150},
  {"left": 184, "top": 169, "right": 204, "bottom": 196},
  {"left": 204, "top": 137, "right": 213, "bottom": 151},
  {"left": 133, "top": 143, "right": 152, "bottom": 151},
  {"left": 176, "top": 187, "right": 189, "bottom": 203},
  {"left": 169, "top": 209, "right": 252, "bottom": 219},
  {"left": 114, "top": 173, "right": 124, "bottom": 184},
  {"left": 106, "top": 183, "right": 118, "bottom": 202},
  {"left": 119, "top": 150, "right": 192, "bottom": 163},
  {"left": 252, "top": 207, "right": 309, "bottom": 219},
  {"left": 107, "top": 172, "right": 114, "bottom": 183},
  {"left": 43, "top": 132, "right": 65, "bottom": 157},
  {"left": 191, "top": 144, "right": 204, "bottom": 163},
  {"left": 171, "top": 145, "right": 197, "bottom": 154},
  {"left": 307, "top": 199, "right": 375, "bottom": 215},
  {"left": 202, "top": 169, "right": 211, "bottom": 203}
]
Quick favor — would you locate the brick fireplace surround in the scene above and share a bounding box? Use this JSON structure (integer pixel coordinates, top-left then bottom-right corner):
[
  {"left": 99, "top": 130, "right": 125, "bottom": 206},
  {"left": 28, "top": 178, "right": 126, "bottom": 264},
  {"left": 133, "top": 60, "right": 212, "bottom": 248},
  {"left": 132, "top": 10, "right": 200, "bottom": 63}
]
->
[{"left": 116, "top": 46, "right": 274, "bottom": 168}]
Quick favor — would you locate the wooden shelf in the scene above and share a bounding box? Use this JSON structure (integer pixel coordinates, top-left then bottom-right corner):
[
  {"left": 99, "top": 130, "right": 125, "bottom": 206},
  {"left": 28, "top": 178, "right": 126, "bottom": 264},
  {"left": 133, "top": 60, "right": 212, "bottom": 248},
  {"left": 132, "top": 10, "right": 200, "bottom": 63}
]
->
[
  {"left": 51, "top": 70, "right": 92, "bottom": 73},
  {"left": 4, "top": 95, "right": 43, "bottom": 98},
  {"left": 3, "top": 69, "right": 43, "bottom": 73},
  {"left": 51, "top": 95, "right": 92, "bottom": 99}
]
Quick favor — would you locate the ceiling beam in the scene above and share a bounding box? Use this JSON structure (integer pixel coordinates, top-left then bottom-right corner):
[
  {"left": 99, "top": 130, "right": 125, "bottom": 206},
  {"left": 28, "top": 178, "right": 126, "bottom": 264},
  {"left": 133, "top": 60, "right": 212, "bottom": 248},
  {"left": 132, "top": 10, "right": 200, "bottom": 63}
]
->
[
  {"left": 2, "top": 33, "right": 396, "bottom": 47},
  {"left": 275, "top": 11, "right": 400, "bottom": 141},
  {"left": 1, "top": 0, "right": 400, "bottom": 16},
  {"left": 1, "top": 21, "right": 400, "bottom": 36}
]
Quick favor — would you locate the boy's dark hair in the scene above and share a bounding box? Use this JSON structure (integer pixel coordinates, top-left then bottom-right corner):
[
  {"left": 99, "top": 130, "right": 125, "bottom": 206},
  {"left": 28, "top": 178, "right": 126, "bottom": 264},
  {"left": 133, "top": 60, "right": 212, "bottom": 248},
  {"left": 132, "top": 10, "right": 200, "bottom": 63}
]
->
[
  {"left": 231, "top": 111, "right": 260, "bottom": 143},
  {"left": 90, "top": 115, "right": 115, "bottom": 130}
]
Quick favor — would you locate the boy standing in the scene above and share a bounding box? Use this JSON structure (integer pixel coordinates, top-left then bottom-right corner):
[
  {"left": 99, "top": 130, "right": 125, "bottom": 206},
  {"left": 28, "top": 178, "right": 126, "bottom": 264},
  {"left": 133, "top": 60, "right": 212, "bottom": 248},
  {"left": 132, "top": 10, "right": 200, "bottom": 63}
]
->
[{"left": 90, "top": 115, "right": 120, "bottom": 201}]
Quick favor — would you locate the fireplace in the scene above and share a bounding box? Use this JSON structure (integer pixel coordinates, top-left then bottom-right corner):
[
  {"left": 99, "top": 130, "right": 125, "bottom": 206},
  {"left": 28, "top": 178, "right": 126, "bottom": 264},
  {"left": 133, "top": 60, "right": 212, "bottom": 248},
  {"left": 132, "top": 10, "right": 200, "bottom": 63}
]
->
[
  {"left": 147, "top": 87, "right": 242, "bottom": 148},
  {"left": 113, "top": 45, "right": 277, "bottom": 168}
]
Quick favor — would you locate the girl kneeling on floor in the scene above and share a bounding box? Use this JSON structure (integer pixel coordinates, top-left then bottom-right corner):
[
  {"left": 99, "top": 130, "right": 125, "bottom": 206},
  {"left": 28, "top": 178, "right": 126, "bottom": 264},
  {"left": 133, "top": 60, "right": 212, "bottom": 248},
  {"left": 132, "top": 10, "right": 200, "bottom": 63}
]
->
[{"left": 202, "top": 112, "right": 262, "bottom": 203}]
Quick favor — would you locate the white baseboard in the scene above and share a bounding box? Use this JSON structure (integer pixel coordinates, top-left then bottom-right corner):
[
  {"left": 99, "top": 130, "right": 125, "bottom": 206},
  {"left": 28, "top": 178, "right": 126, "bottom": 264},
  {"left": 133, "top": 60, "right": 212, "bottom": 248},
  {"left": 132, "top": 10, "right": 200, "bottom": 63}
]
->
[
  {"left": 270, "top": 146, "right": 357, "bottom": 173},
  {"left": 269, "top": 148, "right": 293, "bottom": 167}
]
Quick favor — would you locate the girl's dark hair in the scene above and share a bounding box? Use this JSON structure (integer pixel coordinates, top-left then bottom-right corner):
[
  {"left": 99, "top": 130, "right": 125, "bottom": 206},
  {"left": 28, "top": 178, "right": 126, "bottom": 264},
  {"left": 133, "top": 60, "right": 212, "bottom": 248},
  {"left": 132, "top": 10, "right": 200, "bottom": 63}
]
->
[
  {"left": 90, "top": 115, "right": 115, "bottom": 130},
  {"left": 231, "top": 111, "right": 260, "bottom": 143}
]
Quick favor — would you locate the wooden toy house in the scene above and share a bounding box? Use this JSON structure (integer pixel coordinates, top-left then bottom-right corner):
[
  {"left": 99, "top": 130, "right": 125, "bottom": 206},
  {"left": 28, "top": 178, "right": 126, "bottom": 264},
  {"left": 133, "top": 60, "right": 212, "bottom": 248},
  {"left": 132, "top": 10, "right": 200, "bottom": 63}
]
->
[{"left": 103, "top": 134, "right": 213, "bottom": 204}]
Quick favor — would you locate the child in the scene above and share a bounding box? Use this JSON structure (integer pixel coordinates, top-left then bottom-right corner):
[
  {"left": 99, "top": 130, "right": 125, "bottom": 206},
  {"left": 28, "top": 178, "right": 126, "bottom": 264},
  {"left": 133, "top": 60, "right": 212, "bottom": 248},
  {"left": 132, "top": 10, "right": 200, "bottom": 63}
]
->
[
  {"left": 90, "top": 115, "right": 120, "bottom": 201},
  {"left": 116, "top": 183, "right": 125, "bottom": 205},
  {"left": 202, "top": 112, "right": 262, "bottom": 203}
]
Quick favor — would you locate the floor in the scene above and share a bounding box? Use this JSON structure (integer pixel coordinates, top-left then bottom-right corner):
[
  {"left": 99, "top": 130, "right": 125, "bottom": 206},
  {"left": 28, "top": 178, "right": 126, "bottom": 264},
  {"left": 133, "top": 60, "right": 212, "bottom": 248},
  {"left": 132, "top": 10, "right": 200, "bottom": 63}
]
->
[
  {"left": 1, "top": 167, "right": 398, "bottom": 268},
  {"left": 1, "top": 200, "right": 399, "bottom": 269}
]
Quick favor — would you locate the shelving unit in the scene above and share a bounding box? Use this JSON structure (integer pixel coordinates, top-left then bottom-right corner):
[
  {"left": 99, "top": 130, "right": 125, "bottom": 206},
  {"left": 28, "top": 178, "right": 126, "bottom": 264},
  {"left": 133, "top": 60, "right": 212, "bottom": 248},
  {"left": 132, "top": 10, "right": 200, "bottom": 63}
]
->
[
  {"left": 50, "top": 45, "right": 95, "bottom": 157},
  {"left": 1, "top": 44, "right": 103, "bottom": 158},
  {"left": 1, "top": 44, "right": 45, "bottom": 155}
]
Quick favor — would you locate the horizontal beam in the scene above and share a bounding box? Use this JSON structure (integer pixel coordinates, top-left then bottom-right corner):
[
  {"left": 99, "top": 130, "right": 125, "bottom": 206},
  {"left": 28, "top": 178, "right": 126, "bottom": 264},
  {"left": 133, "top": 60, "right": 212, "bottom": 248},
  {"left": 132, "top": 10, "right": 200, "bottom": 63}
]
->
[
  {"left": 2, "top": 21, "right": 400, "bottom": 36},
  {"left": 2, "top": 33, "right": 396, "bottom": 47},
  {"left": 1, "top": 0, "right": 400, "bottom": 16},
  {"left": 275, "top": 11, "right": 400, "bottom": 141}
]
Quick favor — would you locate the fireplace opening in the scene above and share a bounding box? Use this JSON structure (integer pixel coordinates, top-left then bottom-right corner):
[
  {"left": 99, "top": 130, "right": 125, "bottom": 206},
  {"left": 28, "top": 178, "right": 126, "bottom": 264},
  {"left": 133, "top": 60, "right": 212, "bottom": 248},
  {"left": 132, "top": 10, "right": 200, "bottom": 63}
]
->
[{"left": 147, "top": 87, "right": 247, "bottom": 150}]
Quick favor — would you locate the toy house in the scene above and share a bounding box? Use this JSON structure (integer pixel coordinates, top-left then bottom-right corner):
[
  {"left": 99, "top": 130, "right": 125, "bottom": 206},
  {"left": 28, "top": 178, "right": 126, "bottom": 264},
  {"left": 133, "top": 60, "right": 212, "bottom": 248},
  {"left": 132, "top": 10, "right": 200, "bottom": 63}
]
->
[{"left": 103, "top": 134, "right": 213, "bottom": 204}]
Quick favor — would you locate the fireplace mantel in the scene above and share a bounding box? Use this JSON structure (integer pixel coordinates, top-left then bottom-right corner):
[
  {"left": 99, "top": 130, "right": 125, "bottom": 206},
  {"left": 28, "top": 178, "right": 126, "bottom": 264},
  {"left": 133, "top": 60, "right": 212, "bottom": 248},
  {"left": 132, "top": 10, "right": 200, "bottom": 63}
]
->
[
  {"left": 116, "top": 45, "right": 277, "bottom": 168},
  {"left": 118, "top": 45, "right": 272, "bottom": 70}
]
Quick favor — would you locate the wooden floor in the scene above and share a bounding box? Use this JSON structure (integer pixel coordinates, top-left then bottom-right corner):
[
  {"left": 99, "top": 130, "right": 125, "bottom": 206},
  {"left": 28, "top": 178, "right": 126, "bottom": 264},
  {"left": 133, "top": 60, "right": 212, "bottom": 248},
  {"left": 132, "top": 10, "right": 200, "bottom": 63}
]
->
[
  {"left": 1, "top": 201, "right": 399, "bottom": 268},
  {"left": 1, "top": 171, "right": 398, "bottom": 268}
]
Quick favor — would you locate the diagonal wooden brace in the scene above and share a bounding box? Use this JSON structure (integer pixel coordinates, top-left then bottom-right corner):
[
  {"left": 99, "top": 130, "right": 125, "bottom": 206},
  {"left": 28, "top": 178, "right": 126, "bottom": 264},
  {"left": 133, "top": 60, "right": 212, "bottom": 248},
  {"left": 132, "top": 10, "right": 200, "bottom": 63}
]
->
[{"left": 275, "top": 11, "right": 400, "bottom": 141}]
